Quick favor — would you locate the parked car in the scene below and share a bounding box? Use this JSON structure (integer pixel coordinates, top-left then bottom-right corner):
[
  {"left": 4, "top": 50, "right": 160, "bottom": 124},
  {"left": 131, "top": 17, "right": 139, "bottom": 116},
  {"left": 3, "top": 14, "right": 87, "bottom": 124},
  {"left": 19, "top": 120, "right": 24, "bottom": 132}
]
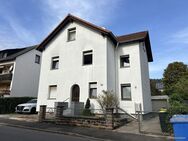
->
[{"left": 15, "top": 99, "right": 37, "bottom": 114}]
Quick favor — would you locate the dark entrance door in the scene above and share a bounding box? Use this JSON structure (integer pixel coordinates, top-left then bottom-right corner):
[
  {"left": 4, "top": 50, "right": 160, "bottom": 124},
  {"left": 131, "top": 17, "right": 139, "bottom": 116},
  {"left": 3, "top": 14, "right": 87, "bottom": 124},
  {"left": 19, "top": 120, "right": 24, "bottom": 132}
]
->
[{"left": 71, "top": 84, "right": 80, "bottom": 102}]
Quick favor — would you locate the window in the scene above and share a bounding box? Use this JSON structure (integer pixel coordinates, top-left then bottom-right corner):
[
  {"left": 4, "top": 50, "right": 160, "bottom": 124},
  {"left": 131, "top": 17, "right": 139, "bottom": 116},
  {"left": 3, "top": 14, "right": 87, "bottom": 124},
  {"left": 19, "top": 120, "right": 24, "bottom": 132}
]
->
[
  {"left": 120, "top": 55, "right": 130, "bottom": 68},
  {"left": 51, "top": 56, "right": 59, "bottom": 70},
  {"left": 49, "top": 85, "right": 57, "bottom": 99},
  {"left": 68, "top": 27, "right": 76, "bottom": 41},
  {"left": 83, "top": 50, "right": 92, "bottom": 65},
  {"left": 89, "top": 82, "right": 97, "bottom": 99},
  {"left": 121, "top": 84, "right": 131, "bottom": 100},
  {"left": 35, "top": 55, "right": 40, "bottom": 64}
]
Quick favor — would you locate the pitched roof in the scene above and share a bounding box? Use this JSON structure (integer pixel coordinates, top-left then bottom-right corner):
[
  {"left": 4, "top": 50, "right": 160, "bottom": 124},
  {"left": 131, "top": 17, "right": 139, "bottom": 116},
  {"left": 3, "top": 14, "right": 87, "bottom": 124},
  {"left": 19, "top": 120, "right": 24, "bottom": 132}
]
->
[
  {"left": 116, "top": 31, "right": 148, "bottom": 43},
  {"left": 0, "top": 45, "right": 37, "bottom": 63},
  {"left": 36, "top": 14, "right": 153, "bottom": 62},
  {"left": 117, "top": 31, "right": 153, "bottom": 62}
]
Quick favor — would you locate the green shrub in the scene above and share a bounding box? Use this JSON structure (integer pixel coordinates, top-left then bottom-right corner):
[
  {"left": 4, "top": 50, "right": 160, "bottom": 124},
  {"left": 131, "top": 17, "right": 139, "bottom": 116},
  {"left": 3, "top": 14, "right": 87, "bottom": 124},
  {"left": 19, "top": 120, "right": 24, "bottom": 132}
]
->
[
  {"left": 82, "top": 98, "right": 93, "bottom": 116},
  {"left": 0, "top": 97, "right": 35, "bottom": 114}
]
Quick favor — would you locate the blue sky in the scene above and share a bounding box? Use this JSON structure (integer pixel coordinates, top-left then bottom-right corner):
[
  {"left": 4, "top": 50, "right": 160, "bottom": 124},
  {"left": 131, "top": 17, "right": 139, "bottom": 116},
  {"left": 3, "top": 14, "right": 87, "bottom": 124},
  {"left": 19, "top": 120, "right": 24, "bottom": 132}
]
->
[{"left": 0, "top": 0, "right": 188, "bottom": 78}]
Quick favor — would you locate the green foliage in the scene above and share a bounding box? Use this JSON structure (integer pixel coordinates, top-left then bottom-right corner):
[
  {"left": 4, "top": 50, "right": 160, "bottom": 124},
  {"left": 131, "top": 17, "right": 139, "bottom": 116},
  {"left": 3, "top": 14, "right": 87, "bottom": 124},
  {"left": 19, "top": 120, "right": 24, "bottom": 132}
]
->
[
  {"left": 173, "top": 73, "right": 188, "bottom": 100},
  {"left": 96, "top": 90, "right": 119, "bottom": 111},
  {"left": 150, "top": 79, "right": 162, "bottom": 96},
  {"left": 0, "top": 97, "right": 35, "bottom": 114},
  {"left": 85, "top": 98, "right": 91, "bottom": 109},
  {"left": 163, "top": 62, "right": 187, "bottom": 95},
  {"left": 82, "top": 98, "right": 93, "bottom": 116},
  {"left": 165, "top": 93, "right": 188, "bottom": 133}
]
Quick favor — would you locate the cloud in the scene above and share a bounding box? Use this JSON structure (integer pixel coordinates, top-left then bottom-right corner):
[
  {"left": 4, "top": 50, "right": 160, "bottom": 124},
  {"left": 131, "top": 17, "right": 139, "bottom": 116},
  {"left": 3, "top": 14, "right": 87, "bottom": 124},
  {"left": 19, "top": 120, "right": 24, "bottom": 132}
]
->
[
  {"left": 41, "top": 0, "right": 121, "bottom": 29},
  {"left": 0, "top": 4, "right": 38, "bottom": 50},
  {"left": 168, "top": 27, "right": 188, "bottom": 44}
]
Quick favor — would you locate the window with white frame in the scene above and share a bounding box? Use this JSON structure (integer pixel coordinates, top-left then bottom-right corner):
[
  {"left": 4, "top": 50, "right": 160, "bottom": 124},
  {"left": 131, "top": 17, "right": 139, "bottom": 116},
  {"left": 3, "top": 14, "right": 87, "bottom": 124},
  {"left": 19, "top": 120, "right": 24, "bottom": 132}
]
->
[
  {"left": 51, "top": 56, "right": 59, "bottom": 70},
  {"left": 121, "top": 84, "right": 131, "bottom": 100},
  {"left": 89, "top": 82, "right": 97, "bottom": 99},
  {"left": 49, "top": 85, "right": 57, "bottom": 99},
  {"left": 68, "top": 27, "right": 76, "bottom": 41},
  {"left": 120, "top": 55, "right": 130, "bottom": 68},
  {"left": 83, "top": 50, "right": 93, "bottom": 65}
]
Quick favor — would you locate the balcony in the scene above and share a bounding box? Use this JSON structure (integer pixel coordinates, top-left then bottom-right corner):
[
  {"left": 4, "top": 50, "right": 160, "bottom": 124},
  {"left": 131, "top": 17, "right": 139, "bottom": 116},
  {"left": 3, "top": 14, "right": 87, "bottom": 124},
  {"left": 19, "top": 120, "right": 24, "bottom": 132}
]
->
[
  {"left": 0, "top": 73, "right": 12, "bottom": 82},
  {"left": 0, "top": 90, "right": 10, "bottom": 96}
]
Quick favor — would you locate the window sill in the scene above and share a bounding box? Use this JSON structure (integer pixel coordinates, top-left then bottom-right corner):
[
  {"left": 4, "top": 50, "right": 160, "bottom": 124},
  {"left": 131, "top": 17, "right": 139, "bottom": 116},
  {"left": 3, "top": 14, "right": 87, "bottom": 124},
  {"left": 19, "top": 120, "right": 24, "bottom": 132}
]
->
[
  {"left": 67, "top": 39, "right": 76, "bottom": 42},
  {"left": 50, "top": 68, "right": 59, "bottom": 70},
  {"left": 121, "top": 98, "right": 132, "bottom": 101},
  {"left": 83, "top": 64, "right": 93, "bottom": 66},
  {"left": 48, "top": 98, "right": 56, "bottom": 100},
  {"left": 120, "top": 66, "right": 130, "bottom": 68}
]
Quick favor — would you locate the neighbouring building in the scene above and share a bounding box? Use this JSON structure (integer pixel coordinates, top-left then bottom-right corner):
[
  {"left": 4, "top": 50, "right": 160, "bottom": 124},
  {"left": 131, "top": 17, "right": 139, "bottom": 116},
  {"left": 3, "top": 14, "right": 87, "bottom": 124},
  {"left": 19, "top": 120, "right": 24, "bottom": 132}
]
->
[
  {"left": 0, "top": 45, "right": 41, "bottom": 97},
  {"left": 37, "top": 14, "right": 153, "bottom": 114}
]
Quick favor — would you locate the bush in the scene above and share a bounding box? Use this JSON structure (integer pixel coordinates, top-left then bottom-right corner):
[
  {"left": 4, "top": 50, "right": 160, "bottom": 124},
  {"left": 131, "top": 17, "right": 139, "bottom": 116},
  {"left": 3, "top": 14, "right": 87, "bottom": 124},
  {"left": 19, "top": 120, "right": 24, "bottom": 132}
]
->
[
  {"left": 0, "top": 97, "right": 35, "bottom": 114},
  {"left": 165, "top": 93, "right": 188, "bottom": 133},
  {"left": 96, "top": 90, "right": 119, "bottom": 112},
  {"left": 82, "top": 98, "right": 93, "bottom": 116}
]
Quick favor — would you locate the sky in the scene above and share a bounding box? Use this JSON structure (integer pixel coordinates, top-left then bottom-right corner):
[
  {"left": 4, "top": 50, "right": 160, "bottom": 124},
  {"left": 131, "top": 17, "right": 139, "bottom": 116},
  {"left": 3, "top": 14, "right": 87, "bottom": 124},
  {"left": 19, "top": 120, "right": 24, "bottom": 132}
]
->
[{"left": 0, "top": 0, "right": 187, "bottom": 79}]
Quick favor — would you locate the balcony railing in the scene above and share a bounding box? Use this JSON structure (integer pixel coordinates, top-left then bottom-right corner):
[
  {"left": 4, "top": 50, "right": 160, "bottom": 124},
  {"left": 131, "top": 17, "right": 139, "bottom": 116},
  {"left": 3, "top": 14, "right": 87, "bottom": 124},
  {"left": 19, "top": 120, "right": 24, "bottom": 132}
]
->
[{"left": 0, "top": 73, "right": 12, "bottom": 82}]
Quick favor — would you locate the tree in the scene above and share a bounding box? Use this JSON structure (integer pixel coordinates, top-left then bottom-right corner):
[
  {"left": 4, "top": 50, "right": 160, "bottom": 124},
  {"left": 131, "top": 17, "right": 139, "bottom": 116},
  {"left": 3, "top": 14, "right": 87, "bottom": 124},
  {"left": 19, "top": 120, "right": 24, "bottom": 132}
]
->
[
  {"left": 96, "top": 90, "right": 119, "bottom": 112},
  {"left": 150, "top": 79, "right": 162, "bottom": 96},
  {"left": 82, "top": 98, "right": 92, "bottom": 116},
  {"left": 163, "top": 62, "right": 187, "bottom": 95},
  {"left": 173, "top": 72, "right": 188, "bottom": 100}
]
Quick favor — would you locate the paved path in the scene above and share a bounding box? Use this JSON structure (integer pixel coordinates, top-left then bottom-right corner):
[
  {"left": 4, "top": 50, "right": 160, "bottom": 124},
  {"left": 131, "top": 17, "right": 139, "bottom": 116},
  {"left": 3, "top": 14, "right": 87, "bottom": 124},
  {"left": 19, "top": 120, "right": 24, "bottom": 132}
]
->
[{"left": 0, "top": 118, "right": 172, "bottom": 141}]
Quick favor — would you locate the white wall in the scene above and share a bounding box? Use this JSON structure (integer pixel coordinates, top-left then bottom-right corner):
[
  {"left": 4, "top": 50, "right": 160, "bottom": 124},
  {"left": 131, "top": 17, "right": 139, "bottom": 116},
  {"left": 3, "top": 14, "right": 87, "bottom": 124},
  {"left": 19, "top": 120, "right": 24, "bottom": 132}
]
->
[
  {"left": 107, "top": 38, "right": 116, "bottom": 92},
  {"left": 10, "top": 49, "right": 41, "bottom": 97},
  {"left": 37, "top": 21, "right": 108, "bottom": 111},
  {"left": 139, "top": 42, "right": 152, "bottom": 113},
  {"left": 116, "top": 42, "right": 144, "bottom": 114}
]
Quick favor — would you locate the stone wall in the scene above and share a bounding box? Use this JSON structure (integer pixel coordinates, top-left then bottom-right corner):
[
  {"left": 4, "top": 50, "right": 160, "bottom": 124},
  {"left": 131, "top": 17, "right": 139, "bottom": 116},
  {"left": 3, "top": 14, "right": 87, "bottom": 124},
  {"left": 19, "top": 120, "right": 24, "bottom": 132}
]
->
[{"left": 56, "top": 116, "right": 108, "bottom": 129}]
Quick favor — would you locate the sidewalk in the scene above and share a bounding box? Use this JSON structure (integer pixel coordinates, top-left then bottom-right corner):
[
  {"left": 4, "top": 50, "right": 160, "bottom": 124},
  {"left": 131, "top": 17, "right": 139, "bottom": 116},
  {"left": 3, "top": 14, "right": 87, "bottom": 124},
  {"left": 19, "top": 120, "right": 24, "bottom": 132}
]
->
[{"left": 0, "top": 117, "right": 172, "bottom": 141}]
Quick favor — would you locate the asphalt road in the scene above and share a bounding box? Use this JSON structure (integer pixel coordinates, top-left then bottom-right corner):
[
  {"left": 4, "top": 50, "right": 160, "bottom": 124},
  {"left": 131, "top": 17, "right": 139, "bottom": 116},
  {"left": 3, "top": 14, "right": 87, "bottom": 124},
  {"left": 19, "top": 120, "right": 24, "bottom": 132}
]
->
[{"left": 0, "top": 125, "right": 98, "bottom": 141}]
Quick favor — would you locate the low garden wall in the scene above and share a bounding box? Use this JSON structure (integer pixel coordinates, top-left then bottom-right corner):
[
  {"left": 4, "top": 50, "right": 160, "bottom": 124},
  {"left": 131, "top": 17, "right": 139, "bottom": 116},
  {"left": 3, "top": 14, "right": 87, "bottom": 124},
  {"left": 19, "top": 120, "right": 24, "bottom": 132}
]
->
[{"left": 56, "top": 116, "right": 108, "bottom": 129}]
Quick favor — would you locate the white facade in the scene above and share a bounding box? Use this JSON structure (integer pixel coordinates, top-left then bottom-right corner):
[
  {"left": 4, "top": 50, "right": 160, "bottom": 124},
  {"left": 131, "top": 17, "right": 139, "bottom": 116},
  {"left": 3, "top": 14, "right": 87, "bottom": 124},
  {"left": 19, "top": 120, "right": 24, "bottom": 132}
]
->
[
  {"left": 0, "top": 48, "right": 41, "bottom": 97},
  {"left": 37, "top": 17, "right": 152, "bottom": 114},
  {"left": 10, "top": 49, "right": 41, "bottom": 97}
]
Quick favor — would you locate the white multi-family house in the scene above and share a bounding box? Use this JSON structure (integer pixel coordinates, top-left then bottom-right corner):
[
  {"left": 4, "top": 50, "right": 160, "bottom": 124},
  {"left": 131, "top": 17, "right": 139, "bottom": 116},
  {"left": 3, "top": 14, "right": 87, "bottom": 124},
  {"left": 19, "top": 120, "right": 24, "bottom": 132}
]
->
[
  {"left": 37, "top": 14, "right": 153, "bottom": 114},
  {"left": 0, "top": 45, "right": 41, "bottom": 97}
]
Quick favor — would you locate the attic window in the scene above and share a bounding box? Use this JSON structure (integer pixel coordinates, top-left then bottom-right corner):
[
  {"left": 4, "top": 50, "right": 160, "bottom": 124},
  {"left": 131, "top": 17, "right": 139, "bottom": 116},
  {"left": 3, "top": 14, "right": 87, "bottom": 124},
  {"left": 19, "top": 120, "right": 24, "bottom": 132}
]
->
[
  {"left": 68, "top": 27, "right": 76, "bottom": 41},
  {"left": 3, "top": 53, "right": 7, "bottom": 58},
  {"left": 120, "top": 55, "right": 130, "bottom": 68}
]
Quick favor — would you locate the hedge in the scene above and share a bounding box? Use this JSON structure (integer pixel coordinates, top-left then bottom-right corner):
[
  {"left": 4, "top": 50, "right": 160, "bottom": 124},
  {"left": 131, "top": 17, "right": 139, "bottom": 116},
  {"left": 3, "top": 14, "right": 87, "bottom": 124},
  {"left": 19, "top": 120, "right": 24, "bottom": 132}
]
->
[{"left": 0, "top": 97, "right": 35, "bottom": 114}]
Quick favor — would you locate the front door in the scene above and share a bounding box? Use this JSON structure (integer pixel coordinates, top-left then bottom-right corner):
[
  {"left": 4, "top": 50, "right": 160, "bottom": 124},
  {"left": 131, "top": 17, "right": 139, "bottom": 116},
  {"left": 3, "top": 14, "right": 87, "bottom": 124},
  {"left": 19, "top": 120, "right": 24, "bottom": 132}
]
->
[{"left": 71, "top": 84, "right": 80, "bottom": 102}]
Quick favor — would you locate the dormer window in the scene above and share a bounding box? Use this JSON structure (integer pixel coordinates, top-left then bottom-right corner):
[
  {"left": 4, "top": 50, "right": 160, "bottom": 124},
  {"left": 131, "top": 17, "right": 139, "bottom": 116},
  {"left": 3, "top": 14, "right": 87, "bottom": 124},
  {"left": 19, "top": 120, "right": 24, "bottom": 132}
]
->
[
  {"left": 68, "top": 27, "right": 76, "bottom": 41},
  {"left": 3, "top": 53, "right": 7, "bottom": 58}
]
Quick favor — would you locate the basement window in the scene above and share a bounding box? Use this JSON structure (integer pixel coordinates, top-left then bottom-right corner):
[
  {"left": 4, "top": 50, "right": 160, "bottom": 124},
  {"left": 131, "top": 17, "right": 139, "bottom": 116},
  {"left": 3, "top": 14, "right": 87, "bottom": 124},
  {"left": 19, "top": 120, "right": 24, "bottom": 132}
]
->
[
  {"left": 121, "top": 84, "right": 131, "bottom": 100},
  {"left": 89, "top": 82, "right": 97, "bottom": 99},
  {"left": 83, "top": 50, "right": 93, "bottom": 65},
  {"left": 68, "top": 27, "right": 76, "bottom": 41},
  {"left": 51, "top": 56, "right": 59, "bottom": 70},
  {"left": 120, "top": 55, "right": 130, "bottom": 68}
]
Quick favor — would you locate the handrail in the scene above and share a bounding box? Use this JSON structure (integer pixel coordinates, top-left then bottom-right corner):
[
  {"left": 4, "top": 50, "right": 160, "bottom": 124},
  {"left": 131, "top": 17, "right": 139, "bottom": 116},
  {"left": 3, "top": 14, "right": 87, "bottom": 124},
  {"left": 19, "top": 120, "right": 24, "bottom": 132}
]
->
[
  {"left": 117, "top": 107, "right": 138, "bottom": 120},
  {"left": 63, "top": 97, "right": 70, "bottom": 102}
]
